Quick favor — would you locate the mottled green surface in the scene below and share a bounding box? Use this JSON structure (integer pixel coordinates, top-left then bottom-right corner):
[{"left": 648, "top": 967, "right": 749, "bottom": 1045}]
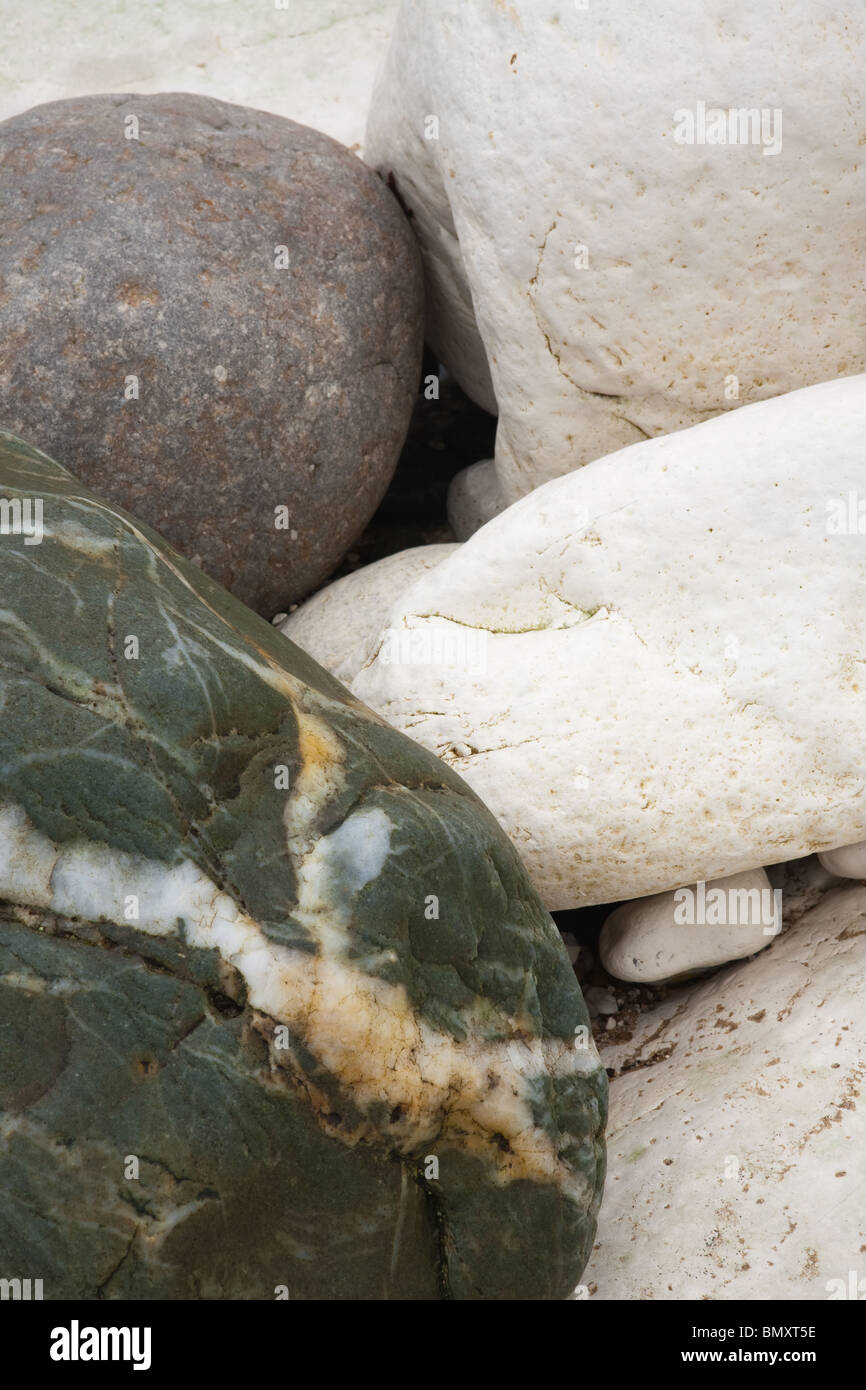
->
[
  {"left": 0, "top": 915, "right": 442, "bottom": 1300},
  {"left": 0, "top": 431, "right": 606, "bottom": 1299}
]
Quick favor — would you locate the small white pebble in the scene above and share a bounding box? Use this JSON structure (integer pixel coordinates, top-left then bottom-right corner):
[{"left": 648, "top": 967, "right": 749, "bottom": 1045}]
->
[
  {"left": 585, "top": 986, "right": 618, "bottom": 1017},
  {"left": 818, "top": 840, "right": 866, "bottom": 879}
]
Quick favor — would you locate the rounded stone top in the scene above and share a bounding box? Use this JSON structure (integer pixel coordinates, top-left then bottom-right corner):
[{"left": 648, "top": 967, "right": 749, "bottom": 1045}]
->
[{"left": 0, "top": 92, "right": 424, "bottom": 614}]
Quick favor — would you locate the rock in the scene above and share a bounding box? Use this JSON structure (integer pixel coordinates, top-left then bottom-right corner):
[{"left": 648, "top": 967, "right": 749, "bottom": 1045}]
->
[
  {"left": 584, "top": 988, "right": 618, "bottom": 1018},
  {"left": 586, "top": 880, "right": 866, "bottom": 1299},
  {"left": 766, "top": 854, "right": 840, "bottom": 929},
  {"left": 447, "top": 459, "right": 506, "bottom": 541},
  {"left": 280, "top": 544, "right": 458, "bottom": 684},
  {"left": 351, "top": 375, "right": 866, "bottom": 909},
  {"left": 0, "top": 430, "right": 606, "bottom": 1300},
  {"left": 0, "top": 0, "right": 400, "bottom": 156},
  {"left": 818, "top": 841, "right": 866, "bottom": 879},
  {"left": 367, "top": 0, "right": 865, "bottom": 500},
  {"left": 600, "top": 871, "right": 779, "bottom": 984},
  {"left": 0, "top": 92, "right": 423, "bottom": 615}
]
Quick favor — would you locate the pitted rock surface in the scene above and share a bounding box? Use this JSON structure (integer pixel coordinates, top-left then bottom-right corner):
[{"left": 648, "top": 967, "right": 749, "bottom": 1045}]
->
[
  {"left": 351, "top": 376, "right": 866, "bottom": 909},
  {"left": 367, "top": 0, "right": 865, "bottom": 500},
  {"left": 0, "top": 93, "right": 423, "bottom": 615},
  {"left": 588, "top": 880, "right": 866, "bottom": 1299}
]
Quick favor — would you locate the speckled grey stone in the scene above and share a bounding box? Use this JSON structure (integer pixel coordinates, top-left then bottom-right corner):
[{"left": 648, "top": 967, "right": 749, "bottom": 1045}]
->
[{"left": 0, "top": 92, "right": 423, "bottom": 615}]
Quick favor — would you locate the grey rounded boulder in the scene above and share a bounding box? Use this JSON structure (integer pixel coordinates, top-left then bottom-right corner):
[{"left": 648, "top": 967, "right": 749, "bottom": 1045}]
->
[{"left": 0, "top": 93, "right": 423, "bottom": 614}]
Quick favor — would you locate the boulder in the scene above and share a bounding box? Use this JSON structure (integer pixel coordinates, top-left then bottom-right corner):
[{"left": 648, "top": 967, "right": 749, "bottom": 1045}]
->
[
  {"left": 0, "top": 92, "right": 423, "bottom": 615},
  {"left": 586, "top": 880, "right": 866, "bottom": 1299},
  {"left": 280, "top": 544, "right": 457, "bottom": 684},
  {"left": 351, "top": 375, "right": 866, "bottom": 908},
  {"left": 0, "top": 1, "right": 401, "bottom": 154},
  {"left": 0, "top": 430, "right": 606, "bottom": 1300},
  {"left": 367, "top": 0, "right": 865, "bottom": 500}
]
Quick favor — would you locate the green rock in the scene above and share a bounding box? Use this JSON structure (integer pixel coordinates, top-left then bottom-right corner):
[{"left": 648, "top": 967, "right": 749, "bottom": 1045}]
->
[{"left": 0, "top": 431, "right": 606, "bottom": 1299}]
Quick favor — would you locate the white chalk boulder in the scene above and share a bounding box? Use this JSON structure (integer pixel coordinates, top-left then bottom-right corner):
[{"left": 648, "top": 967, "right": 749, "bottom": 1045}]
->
[
  {"left": 367, "top": 0, "right": 865, "bottom": 499},
  {"left": 586, "top": 881, "right": 866, "bottom": 1299},
  {"left": 351, "top": 375, "right": 866, "bottom": 908},
  {"left": 280, "top": 544, "right": 457, "bottom": 685},
  {"left": 3, "top": 1, "right": 399, "bottom": 155},
  {"left": 600, "top": 870, "right": 780, "bottom": 984}
]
